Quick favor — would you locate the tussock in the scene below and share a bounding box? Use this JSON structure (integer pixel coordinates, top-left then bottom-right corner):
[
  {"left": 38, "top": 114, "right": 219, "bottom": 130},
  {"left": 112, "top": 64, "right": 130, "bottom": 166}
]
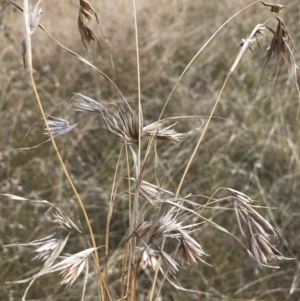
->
[{"left": 3, "top": 0, "right": 299, "bottom": 300}]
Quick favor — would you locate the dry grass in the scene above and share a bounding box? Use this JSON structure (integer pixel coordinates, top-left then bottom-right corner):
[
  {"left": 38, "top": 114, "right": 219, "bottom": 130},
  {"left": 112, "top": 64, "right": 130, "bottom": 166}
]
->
[{"left": 1, "top": 0, "right": 300, "bottom": 300}]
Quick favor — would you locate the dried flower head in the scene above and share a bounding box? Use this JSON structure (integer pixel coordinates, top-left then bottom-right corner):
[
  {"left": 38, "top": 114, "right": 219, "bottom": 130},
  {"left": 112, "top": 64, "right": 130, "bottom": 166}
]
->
[
  {"left": 130, "top": 178, "right": 174, "bottom": 204},
  {"left": 266, "top": 16, "right": 297, "bottom": 74},
  {"left": 228, "top": 188, "right": 292, "bottom": 267},
  {"left": 178, "top": 232, "right": 207, "bottom": 265},
  {"left": 78, "top": 16, "right": 100, "bottom": 48},
  {"left": 44, "top": 116, "right": 78, "bottom": 139},
  {"left": 143, "top": 121, "right": 184, "bottom": 144},
  {"left": 128, "top": 220, "right": 151, "bottom": 239},
  {"left": 148, "top": 210, "right": 183, "bottom": 241},
  {"left": 33, "top": 238, "right": 61, "bottom": 262},
  {"left": 65, "top": 93, "right": 113, "bottom": 114},
  {"left": 51, "top": 206, "right": 83, "bottom": 235},
  {"left": 61, "top": 93, "right": 140, "bottom": 144},
  {"left": 140, "top": 246, "right": 158, "bottom": 270},
  {"left": 103, "top": 108, "right": 141, "bottom": 144},
  {"left": 29, "top": 0, "right": 44, "bottom": 35},
  {"left": 5, "top": 233, "right": 69, "bottom": 270},
  {"left": 47, "top": 248, "right": 96, "bottom": 287},
  {"left": 160, "top": 250, "right": 179, "bottom": 272},
  {"left": 78, "top": 0, "right": 100, "bottom": 49},
  {"left": 247, "top": 218, "right": 285, "bottom": 267},
  {"left": 33, "top": 235, "right": 70, "bottom": 268},
  {"left": 79, "top": 0, "right": 98, "bottom": 21}
]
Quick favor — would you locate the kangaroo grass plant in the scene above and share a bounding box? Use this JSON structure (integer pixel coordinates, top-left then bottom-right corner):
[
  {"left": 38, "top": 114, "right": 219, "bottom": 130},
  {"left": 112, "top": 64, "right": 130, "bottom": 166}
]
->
[{"left": 1, "top": 0, "right": 300, "bottom": 300}]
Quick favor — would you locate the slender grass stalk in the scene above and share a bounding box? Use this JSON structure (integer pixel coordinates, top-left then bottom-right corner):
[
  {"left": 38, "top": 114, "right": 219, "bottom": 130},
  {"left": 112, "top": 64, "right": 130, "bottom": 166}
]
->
[
  {"left": 132, "top": 0, "right": 141, "bottom": 230},
  {"left": 176, "top": 20, "right": 271, "bottom": 197},
  {"left": 158, "top": 0, "right": 261, "bottom": 122},
  {"left": 105, "top": 145, "right": 124, "bottom": 294},
  {"left": 131, "top": 1, "right": 141, "bottom": 299},
  {"left": 175, "top": 74, "right": 230, "bottom": 197},
  {"left": 21, "top": 0, "right": 105, "bottom": 299}
]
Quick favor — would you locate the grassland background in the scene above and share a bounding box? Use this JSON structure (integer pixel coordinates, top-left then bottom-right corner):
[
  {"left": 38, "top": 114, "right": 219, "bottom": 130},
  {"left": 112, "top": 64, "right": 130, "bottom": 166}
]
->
[{"left": 1, "top": 0, "right": 300, "bottom": 300}]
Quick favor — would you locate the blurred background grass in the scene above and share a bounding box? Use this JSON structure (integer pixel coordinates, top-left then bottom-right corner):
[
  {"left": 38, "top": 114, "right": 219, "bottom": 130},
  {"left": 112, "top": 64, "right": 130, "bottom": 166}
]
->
[{"left": 1, "top": 0, "right": 300, "bottom": 300}]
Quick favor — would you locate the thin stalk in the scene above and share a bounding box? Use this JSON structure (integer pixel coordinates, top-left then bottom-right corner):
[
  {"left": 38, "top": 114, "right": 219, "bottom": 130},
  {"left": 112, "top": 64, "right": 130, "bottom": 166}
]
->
[
  {"left": 105, "top": 146, "right": 124, "bottom": 294},
  {"left": 124, "top": 143, "right": 134, "bottom": 299},
  {"left": 131, "top": 1, "right": 141, "bottom": 300},
  {"left": 132, "top": 0, "right": 141, "bottom": 227},
  {"left": 149, "top": 239, "right": 166, "bottom": 301},
  {"left": 176, "top": 20, "right": 271, "bottom": 197},
  {"left": 158, "top": 0, "right": 260, "bottom": 122},
  {"left": 22, "top": 1, "right": 105, "bottom": 299},
  {"left": 175, "top": 74, "right": 230, "bottom": 197}
]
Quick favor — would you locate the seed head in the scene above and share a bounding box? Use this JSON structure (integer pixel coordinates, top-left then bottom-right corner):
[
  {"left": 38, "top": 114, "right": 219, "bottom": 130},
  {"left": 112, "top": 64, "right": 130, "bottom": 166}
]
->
[
  {"left": 160, "top": 250, "right": 179, "bottom": 272},
  {"left": 178, "top": 232, "right": 207, "bottom": 265},
  {"left": 47, "top": 248, "right": 96, "bottom": 287},
  {"left": 45, "top": 116, "right": 78, "bottom": 139},
  {"left": 51, "top": 207, "right": 83, "bottom": 235},
  {"left": 29, "top": 0, "right": 43, "bottom": 35},
  {"left": 143, "top": 121, "right": 183, "bottom": 144},
  {"left": 229, "top": 188, "right": 292, "bottom": 267},
  {"left": 140, "top": 246, "right": 158, "bottom": 270},
  {"left": 78, "top": 0, "right": 100, "bottom": 49}
]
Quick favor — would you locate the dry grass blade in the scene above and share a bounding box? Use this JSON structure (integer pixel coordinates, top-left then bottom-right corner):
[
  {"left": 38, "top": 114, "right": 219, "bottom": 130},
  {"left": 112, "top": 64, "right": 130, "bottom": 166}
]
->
[
  {"left": 5, "top": 0, "right": 298, "bottom": 300},
  {"left": 290, "top": 262, "right": 300, "bottom": 295}
]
